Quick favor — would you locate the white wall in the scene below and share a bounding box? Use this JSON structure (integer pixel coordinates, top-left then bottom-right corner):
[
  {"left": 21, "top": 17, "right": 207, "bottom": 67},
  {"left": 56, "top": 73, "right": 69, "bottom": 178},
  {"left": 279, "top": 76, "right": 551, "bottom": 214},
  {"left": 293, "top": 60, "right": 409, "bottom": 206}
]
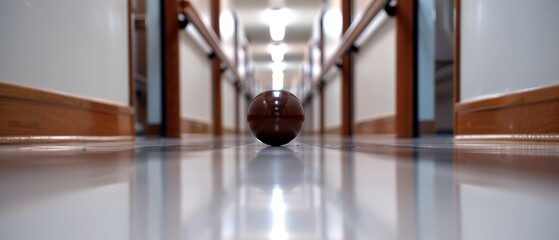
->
[
  {"left": 239, "top": 94, "right": 248, "bottom": 132},
  {"left": 222, "top": 78, "right": 236, "bottom": 130},
  {"left": 313, "top": 93, "right": 321, "bottom": 132},
  {"left": 461, "top": 0, "right": 559, "bottom": 102},
  {"left": 352, "top": 0, "right": 372, "bottom": 22},
  {"left": 325, "top": 74, "right": 342, "bottom": 130},
  {"left": 190, "top": 0, "right": 212, "bottom": 26},
  {"left": 0, "top": 0, "right": 129, "bottom": 106},
  {"left": 354, "top": 18, "right": 396, "bottom": 122},
  {"left": 179, "top": 32, "right": 212, "bottom": 123}
]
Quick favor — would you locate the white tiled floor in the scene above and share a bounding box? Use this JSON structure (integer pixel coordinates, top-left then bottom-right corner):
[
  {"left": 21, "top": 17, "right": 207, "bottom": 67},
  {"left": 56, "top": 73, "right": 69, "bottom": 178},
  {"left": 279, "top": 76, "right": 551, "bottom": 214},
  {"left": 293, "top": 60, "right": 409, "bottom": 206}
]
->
[{"left": 1, "top": 135, "right": 559, "bottom": 239}]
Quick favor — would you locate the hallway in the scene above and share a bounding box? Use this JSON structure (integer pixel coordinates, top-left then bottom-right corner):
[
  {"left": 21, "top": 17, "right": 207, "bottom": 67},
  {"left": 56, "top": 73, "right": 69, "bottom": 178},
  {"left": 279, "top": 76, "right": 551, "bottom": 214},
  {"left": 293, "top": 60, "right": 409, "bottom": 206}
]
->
[
  {"left": 1, "top": 0, "right": 559, "bottom": 239},
  {"left": 2, "top": 137, "right": 558, "bottom": 239}
]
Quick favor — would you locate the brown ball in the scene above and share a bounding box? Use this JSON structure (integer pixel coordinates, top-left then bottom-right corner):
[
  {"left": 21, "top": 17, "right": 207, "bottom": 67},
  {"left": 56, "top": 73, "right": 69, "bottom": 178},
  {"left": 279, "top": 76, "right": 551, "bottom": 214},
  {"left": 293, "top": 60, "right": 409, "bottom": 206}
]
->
[{"left": 247, "top": 90, "right": 304, "bottom": 146}]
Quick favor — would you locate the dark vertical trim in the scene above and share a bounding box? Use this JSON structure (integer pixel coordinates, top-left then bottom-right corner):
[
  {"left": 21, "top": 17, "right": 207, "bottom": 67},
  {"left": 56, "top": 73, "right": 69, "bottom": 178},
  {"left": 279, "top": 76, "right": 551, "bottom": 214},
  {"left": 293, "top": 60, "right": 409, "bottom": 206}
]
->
[
  {"left": 234, "top": 14, "right": 239, "bottom": 71},
  {"left": 128, "top": 0, "right": 135, "bottom": 108},
  {"left": 212, "top": 0, "right": 223, "bottom": 136},
  {"left": 341, "top": 0, "right": 353, "bottom": 136},
  {"left": 319, "top": 11, "right": 325, "bottom": 136},
  {"left": 319, "top": 88, "right": 325, "bottom": 135},
  {"left": 453, "top": 0, "right": 461, "bottom": 136},
  {"left": 396, "top": 0, "right": 418, "bottom": 138},
  {"left": 319, "top": 11, "right": 325, "bottom": 67},
  {"left": 235, "top": 87, "right": 240, "bottom": 135},
  {"left": 234, "top": 14, "right": 240, "bottom": 135},
  {"left": 341, "top": 55, "right": 353, "bottom": 136},
  {"left": 162, "top": 0, "right": 181, "bottom": 138},
  {"left": 413, "top": 0, "right": 419, "bottom": 137}
]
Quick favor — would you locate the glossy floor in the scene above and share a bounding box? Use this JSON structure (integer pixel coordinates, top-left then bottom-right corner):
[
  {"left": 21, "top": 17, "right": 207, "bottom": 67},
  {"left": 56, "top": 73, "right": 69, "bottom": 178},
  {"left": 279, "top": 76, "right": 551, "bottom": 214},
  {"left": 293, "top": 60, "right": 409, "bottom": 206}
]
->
[{"left": 1, "top": 136, "right": 559, "bottom": 240}]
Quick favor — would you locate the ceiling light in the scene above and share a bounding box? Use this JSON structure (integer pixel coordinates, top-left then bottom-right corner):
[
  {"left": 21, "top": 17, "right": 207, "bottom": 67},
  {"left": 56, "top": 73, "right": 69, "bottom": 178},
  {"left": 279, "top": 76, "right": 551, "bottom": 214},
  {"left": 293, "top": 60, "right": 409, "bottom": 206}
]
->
[
  {"left": 265, "top": 8, "right": 293, "bottom": 41},
  {"left": 219, "top": 11, "right": 235, "bottom": 39},
  {"left": 323, "top": 9, "right": 342, "bottom": 38},
  {"left": 268, "top": 43, "right": 287, "bottom": 62}
]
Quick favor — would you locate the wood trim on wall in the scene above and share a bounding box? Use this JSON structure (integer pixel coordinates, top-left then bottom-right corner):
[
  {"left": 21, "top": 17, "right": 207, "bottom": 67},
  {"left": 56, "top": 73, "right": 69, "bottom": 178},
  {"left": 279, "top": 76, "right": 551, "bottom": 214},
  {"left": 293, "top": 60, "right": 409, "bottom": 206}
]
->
[
  {"left": 341, "top": 0, "right": 353, "bottom": 136},
  {"left": 212, "top": 0, "right": 223, "bottom": 136},
  {"left": 419, "top": 120, "right": 436, "bottom": 135},
  {"left": 145, "top": 124, "right": 161, "bottom": 136},
  {"left": 319, "top": 11, "right": 325, "bottom": 136},
  {"left": 235, "top": 87, "right": 240, "bottom": 135},
  {"left": 0, "top": 82, "right": 134, "bottom": 143},
  {"left": 354, "top": 115, "right": 396, "bottom": 134},
  {"left": 455, "top": 85, "right": 559, "bottom": 141},
  {"left": 325, "top": 126, "right": 341, "bottom": 135},
  {"left": 319, "top": 87, "right": 325, "bottom": 135},
  {"left": 233, "top": 11, "right": 240, "bottom": 136},
  {"left": 128, "top": 0, "right": 135, "bottom": 107},
  {"left": 181, "top": 117, "right": 212, "bottom": 134},
  {"left": 454, "top": 0, "right": 461, "bottom": 136},
  {"left": 163, "top": 0, "right": 181, "bottom": 138},
  {"left": 395, "top": 0, "right": 417, "bottom": 138}
]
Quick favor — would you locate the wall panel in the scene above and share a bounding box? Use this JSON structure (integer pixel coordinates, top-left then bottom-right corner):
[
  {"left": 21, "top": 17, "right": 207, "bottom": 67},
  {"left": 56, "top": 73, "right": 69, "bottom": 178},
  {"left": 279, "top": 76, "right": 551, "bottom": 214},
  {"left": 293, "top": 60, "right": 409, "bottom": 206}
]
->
[
  {"left": 0, "top": 0, "right": 129, "bottom": 105},
  {"left": 325, "top": 74, "right": 342, "bottom": 131},
  {"left": 179, "top": 32, "right": 213, "bottom": 124},
  {"left": 354, "top": 19, "right": 396, "bottom": 124},
  {"left": 460, "top": 0, "right": 559, "bottom": 102}
]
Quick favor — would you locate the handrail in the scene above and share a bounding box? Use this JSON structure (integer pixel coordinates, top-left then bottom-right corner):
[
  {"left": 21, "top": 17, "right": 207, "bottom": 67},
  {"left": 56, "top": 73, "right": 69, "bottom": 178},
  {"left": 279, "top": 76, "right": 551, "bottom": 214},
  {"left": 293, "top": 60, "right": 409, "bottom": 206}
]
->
[
  {"left": 178, "top": 0, "right": 242, "bottom": 83},
  {"left": 310, "top": 0, "right": 390, "bottom": 96}
]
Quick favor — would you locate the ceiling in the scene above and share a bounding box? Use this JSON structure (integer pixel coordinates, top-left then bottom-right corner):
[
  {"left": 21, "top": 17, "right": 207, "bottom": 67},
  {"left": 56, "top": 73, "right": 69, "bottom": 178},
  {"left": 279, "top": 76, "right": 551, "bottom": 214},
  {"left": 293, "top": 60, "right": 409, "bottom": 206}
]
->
[{"left": 232, "top": 0, "right": 322, "bottom": 91}]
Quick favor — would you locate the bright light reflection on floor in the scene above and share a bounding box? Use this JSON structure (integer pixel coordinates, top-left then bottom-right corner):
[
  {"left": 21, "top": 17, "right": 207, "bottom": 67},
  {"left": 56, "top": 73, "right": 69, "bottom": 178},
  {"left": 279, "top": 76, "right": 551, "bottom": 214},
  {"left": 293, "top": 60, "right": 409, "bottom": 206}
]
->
[{"left": 269, "top": 187, "right": 287, "bottom": 240}]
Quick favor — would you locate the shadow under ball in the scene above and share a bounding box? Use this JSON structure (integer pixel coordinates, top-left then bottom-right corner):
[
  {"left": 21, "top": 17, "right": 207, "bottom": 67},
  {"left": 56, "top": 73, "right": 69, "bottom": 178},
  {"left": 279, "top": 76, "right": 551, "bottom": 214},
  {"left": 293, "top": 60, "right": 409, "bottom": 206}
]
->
[{"left": 247, "top": 90, "right": 304, "bottom": 146}]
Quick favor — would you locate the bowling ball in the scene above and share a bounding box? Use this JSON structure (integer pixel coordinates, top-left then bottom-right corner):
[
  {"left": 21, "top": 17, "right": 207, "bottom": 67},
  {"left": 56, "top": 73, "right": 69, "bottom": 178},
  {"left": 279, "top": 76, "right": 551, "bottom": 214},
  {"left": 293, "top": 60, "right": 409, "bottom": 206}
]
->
[{"left": 247, "top": 90, "right": 304, "bottom": 146}]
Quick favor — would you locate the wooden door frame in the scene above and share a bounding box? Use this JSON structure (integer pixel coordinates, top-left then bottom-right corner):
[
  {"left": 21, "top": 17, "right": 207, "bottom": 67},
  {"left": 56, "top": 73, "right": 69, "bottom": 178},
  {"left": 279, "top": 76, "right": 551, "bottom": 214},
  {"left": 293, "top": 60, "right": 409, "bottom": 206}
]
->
[
  {"left": 162, "top": 0, "right": 225, "bottom": 137},
  {"left": 128, "top": 0, "right": 135, "bottom": 108},
  {"left": 453, "top": 0, "right": 461, "bottom": 135},
  {"left": 211, "top": 0, "right": 223, "bottom": 136},
  {"left": 395, "top": 0, "right": 418, "bottom": 138},
  {"left": 162, "top": 0, "right": 181, "bottom": 138},
  {"left": 341, "top": 0, "right": 353, "bottom": 136}
]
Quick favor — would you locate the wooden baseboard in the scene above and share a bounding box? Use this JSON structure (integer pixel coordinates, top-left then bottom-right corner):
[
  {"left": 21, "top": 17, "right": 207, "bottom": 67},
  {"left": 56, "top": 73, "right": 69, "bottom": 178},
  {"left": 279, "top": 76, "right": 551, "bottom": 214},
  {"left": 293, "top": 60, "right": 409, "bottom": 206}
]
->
[
  {"left": 0, "top": 82, "right": 134, "bottom": 143},
  {"left": 145, "top": 124, "right": 161, "bottom": 136},
  {"left": 354, "top": 115, "right": 396, "bottom": 134},
  {"left": 180, "top": 117, "right": 211, "bottom": 134},
  {"left": 325, "top": 126, "right": 341, "bottom": 135},
  {"left": 419, "top": 120, "right": 436, "bottom": 135},
  {"left": 223, "top": 127, "right": 236, "bottom": 135},
  {"left": 455, "top": 85, "right": 559, "bottom": 141}
]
